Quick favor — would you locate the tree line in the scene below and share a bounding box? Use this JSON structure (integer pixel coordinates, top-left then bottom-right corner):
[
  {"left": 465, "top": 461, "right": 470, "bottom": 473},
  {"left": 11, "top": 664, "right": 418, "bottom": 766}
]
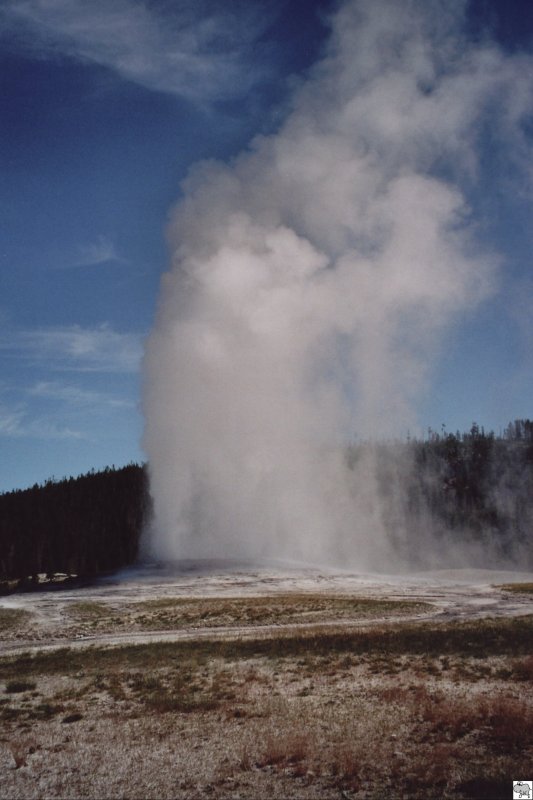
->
[
  {"left": 361, "top": 420, "right": 533, "bottom": 569},
  {"left": 0, "top": 464, "right": 149, "bottom": 591}
]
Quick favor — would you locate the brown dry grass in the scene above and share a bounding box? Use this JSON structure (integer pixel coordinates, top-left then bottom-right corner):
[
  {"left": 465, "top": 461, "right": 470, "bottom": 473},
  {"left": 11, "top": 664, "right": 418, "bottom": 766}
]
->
[
  {"left": 0, "top": 615, "right": 532, "bottom": 798},
  {"left": 0, "top": 608, "right": 31, "bottom": 632},
  {"left": 63, "top": 593, "right": 428, "bottom": 634},
  {"left": 499, "top": 582, "right": 533, "bottom": 594}
]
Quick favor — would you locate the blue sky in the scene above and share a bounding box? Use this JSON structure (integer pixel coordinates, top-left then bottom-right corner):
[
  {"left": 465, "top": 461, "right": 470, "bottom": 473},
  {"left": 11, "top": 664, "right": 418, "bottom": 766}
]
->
[{"left": 1, "top": 0, "right": 532, "bottom": 492}]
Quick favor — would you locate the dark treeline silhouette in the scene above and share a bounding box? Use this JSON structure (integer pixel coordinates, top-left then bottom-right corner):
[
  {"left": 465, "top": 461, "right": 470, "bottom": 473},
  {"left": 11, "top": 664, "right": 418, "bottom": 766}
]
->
[{"left": 0, "top": 464, "right": 149, "bottom": 590}]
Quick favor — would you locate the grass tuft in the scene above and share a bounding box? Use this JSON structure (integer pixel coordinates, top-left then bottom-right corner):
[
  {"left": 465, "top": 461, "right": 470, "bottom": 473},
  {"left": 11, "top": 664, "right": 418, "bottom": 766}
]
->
[
  {"left": 69, "top": 601, "right": 109, "bottom": 618},
  {"left": 0, "top": 608, "right": 30, "bottom": 631},
  {"left": 499, "top": 582, "right": 533, "bottom": 594},
  {"left": 62, "top": 712, "right": 83, "bottom": 724},
  {"left": 5, "top": 679, "right": 36, "bottom": 694}
]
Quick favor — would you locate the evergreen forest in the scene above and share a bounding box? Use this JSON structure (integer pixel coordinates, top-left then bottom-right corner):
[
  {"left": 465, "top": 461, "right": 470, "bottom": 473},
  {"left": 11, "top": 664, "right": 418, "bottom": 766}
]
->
[
  {"left": 358, "top": 420, "right": 533, "bottom": 570},
  {"left": 0, "top": 464, "right": 149, "bottom": 592}
]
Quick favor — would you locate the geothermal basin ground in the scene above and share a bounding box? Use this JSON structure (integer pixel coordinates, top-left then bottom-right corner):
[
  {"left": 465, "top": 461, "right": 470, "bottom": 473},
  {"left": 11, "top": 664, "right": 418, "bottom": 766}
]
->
[{"left": 0, "top": 562, "right": 533, "bottom": 799}]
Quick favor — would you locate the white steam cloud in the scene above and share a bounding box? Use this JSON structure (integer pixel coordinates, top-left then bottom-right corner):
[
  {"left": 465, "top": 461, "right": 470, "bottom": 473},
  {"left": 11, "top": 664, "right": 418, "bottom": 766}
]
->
[{"left": 143, "top": 0, "right": 532, "bottom": 569}]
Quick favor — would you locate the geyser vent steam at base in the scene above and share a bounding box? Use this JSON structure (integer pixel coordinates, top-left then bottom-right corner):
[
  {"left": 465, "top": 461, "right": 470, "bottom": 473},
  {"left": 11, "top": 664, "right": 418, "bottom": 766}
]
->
[{"left": 143, "top": 0, "right": 532, "bottom": 570}]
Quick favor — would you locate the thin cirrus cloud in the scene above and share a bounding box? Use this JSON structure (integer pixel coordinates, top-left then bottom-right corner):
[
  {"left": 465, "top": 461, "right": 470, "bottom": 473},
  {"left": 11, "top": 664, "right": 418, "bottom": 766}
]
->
[
  {"left": 0, "top": 402, "right": 85, "bottom": 440},
  {"left": 71, "top": 236, "right": 124, "bottom": 269},
  {"left": 29, "top": 380, "right": 135, "bottom": 409},
  {"left": 0, "top": 324, "right": 143, "bottom": 374},
  {"left": 50, "top": 236, "right": 125, "bottom": 271},
  {"left": 0, "top": 0, "right": 277, "bottom": 103},
  {"left": 0, "top": 404, "right": 26, "bottom": 436}
]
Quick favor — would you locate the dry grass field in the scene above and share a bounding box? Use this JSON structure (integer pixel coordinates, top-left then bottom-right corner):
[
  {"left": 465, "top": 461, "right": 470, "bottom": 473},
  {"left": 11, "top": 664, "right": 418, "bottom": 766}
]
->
[
  {"left": 65, "top": 594, "right": 428, "bottom": 634},
  {"left": 0, "top": 588, "right": 532, "bottom": 799}
]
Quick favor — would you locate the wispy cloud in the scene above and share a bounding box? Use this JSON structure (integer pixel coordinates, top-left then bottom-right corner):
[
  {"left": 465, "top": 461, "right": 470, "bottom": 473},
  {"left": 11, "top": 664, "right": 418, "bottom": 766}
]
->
[
  {"left": 0, "top": 405, "right": 25, "bottom": 436},
  {"left": 0, "top": 0, "right": 276, "bottom": 103},
  {"left": 0, "top": 324, "right": 143, "bottom": 373},
  {"left": 0, "top": 376, "right": 136, "bottom": 443},
  {"left": 71, "top": 235, "right": 123, "bottom": 268},
  {"left": 0, "top": 402, "right": 85, "bottom": 440},
  {"left": 49, "top": 236, "right": 126, "bottom": 271},
  {"left": 29, "top": 380, "right": 134, "bottom": 408}
]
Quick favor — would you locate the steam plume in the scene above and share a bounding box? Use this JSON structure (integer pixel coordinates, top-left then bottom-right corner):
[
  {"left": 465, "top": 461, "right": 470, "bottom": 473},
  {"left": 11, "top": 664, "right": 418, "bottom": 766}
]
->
[{"left": 143, "top": 0, "right": 532, "bottom": 569}]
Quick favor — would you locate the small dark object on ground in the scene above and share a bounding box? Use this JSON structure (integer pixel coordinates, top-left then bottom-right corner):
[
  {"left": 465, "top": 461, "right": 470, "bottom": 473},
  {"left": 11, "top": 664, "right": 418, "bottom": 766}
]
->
[{"left": 62, "top": 713, "right": 83, "bottom": 724}]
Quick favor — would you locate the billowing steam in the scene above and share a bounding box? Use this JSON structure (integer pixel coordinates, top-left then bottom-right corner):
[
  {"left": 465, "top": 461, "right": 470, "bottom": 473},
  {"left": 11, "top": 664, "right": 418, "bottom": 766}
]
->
[{"left": 143, "top": 0, "right": 532, "bottom": 569}]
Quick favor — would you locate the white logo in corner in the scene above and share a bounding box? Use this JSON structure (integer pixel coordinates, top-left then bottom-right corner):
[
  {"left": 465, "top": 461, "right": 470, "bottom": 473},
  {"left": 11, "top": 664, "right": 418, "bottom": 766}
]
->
[{"left": 514, "top": 781, "right": 532, "bottom": 799}]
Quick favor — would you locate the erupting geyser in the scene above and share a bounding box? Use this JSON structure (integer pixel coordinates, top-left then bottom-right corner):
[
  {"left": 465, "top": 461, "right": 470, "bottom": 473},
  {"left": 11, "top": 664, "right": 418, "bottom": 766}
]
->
[{"left": 142, "top": 0, "right": 531, "bottom": 568}]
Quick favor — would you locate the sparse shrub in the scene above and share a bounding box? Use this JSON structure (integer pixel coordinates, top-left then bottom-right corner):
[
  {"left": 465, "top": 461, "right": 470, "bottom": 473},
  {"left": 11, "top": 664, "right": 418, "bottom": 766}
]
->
[
  {"left": 210, "top": 667, "right": 237, "bottom": 701},
  {"left": 332, "top": 742, "right": 360, "bottom": 782},
  {"left": 512, "top": 655, "right": 533, "bottom": 682},
  {"left": 69, "top": 601, "right": 109, "bottom": 620},
  {"left": 7, "top": 738, "right": 38, "bottom": 769},
  {"left": 485, "top": 696, "right": 533, "bottom": 752},
  {"left": 143, "top": 682, "right": 219, "bottom": 714},
  {"left": 242, "top": 664, "right": 270, "bottom": 685},
  {"left": 500, "top": 583, "right": 533, "bottom": 594},
  {"left": 62, "top": 712, "right": 83, "bottom": 723},
  {"left": 30, "top": 702, "right": 63, "bottom": 720},
  {"left": 5, "top": 679, "right": 36, "bottom": 694},
  {"left": 418, "top": 690, "right": 481, "bottom": 739},
  {"left": 259, "top": 730, "right": 309, "bottom": 767},
  {"left": 1, "top": 705, "right": 25, "bottom": 721},
  {"left": 0, "top": 609, "right": 30, "bottom": 631},
  {"left": 127, "top": 673, "right": 162, "bottom": 693},
  {"left": 455, "top": 775, "right": 509, "bottom": 800},
  {"left": 239, "top": 745, "right": 251, "bottom": 771}
]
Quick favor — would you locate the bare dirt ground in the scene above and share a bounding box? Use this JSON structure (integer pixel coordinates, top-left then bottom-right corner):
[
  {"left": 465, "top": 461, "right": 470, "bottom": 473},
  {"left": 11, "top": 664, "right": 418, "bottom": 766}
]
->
[{"left": 1, "top": 562, "right": 532, "bottom": 799}]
